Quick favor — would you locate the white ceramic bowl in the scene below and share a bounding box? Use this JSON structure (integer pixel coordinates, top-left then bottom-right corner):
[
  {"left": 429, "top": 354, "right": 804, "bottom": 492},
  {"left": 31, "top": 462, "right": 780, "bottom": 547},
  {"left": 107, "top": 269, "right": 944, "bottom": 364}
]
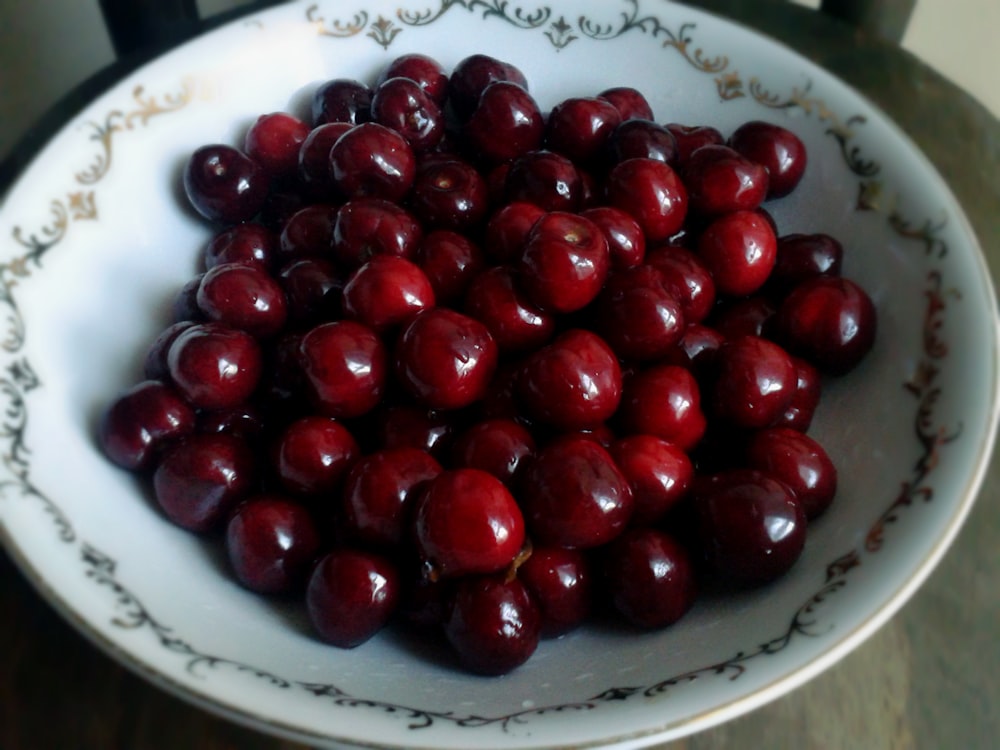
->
[{"left": 1, "top": 1, "right": 997, "bottom": 748}]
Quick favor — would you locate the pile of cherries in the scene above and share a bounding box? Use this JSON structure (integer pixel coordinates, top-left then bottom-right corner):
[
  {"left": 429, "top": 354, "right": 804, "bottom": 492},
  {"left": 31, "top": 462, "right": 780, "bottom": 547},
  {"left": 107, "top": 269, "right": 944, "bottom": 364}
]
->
[{"left": 99, "top": 52, "right": 876, "bottom": 675}]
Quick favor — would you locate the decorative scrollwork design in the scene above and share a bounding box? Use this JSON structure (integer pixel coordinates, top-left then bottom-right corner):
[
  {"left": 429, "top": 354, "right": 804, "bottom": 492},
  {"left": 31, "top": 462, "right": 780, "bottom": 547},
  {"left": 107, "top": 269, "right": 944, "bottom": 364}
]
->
[
  {"left": 399, "top": 0, "right": 549, "bottom": 29},
  {"left": 306, "top": 4, "right": 369, "bottom": 37}
]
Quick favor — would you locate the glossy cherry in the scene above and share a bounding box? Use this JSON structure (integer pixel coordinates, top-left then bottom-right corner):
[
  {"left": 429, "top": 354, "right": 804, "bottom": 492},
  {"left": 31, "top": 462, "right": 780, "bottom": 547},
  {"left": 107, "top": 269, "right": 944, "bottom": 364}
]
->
[
  {"left": 645, "top": 245, "right": 717, "bottom": 324},
  {"left": 518, "top": 545, "right": 592, "bottom": 637},
  {"left": 605, "top": 119, "right": 678, "bottom": 166},
  {"left": 99, "top": 380, "right": 196, "bottom": 471},
  {"left": 331, "top": 197, "right": 423, "bottom": 268},
  {"left": 183, "top": 144, "right": 268, "bottom": 224},
  {"left": 729, "top": 120, "right": 808, "bottom": 198},
  {"left": 697, "top": 209, "right": 777, "bottom": 297},
  {"left": 375, "top": 53, "right": 449, "bottom": 104},
  {"left": 414, "top": 468, "right": 526, "bottom": 578},
  {"left": 311, "top": 78, "right": 373, "bottom": 126},
  {"left": 768, "top": 233, "right": 844, "bottom": 296},
  {"left": 225, "top": 494, "right": 322, "bottom": 593},
  {"left": 329, "top": 122, "right": 416, "bottom": 202},
  {"left": 277, "top": 203, "right": 338, "bottom": 263},
  {"left": 518, "top": 329, "right": 622, "bottom": 430},
  {"left": 409, "top": 158, "right": 488, "bottom": 231},
  {"left": 306, "top": 548, "right": 400, "bottom": 648},
  {"left": 443, "top": 574, "right": 540, "bottom": 675},
  {"left": 516, "top": 210, "right": 609, "bottom": 313},
  {"left": 774, "top": 276, "right": 877, "bottom": 374},
  {"left": 545, "top": 96, "right": 621, "bottom": 165},
  {"left": 596, "top": 265, "right": 686, "bottom": 362},
  {"left": 450, "top": 417, "right": 536, "bottom": 486},
  {"left": 167, "top": 323, "right": 262, "bottom": 411},
  {"left": 597, "top": 86, "right": 654, "bottom": 121},
  {"left": 395, "top": 308, "right": 498, "bottom": 410},
  {"left": 694, "top": 469, "right": 807, "bottom": 587},
  {"left": 243, "top": 112, "right": 311, "bottom": 180},
  {"left": 504, "top": 150, "right": 582, "bottom": 212},
  {"left": 463, "top": 81, "right": 544, "bottom": 164},
  {"left": 203, "top": 223, "right": 277, "bottom": 270},
  {"left": 274, "top": 416, "right": 359, "bottom": 497},
  {"left": 602, "top": 528, "right": 697, "bottom": 628},
  {"left": 341, "top": 447, "right": 442, "bottom": 547},
  {"left": 415, "top": 229, "right": 484, "bottom": 304},
  {"left": 276, "top": 257, "right": 344, "bottom": 328},
  {"left": 483, "top": 201, "right": 545, "bottom": 263},
  {"left": 371, "top": 76, "right": 444, "bottom": 151},
  {"left": 342, "top": 255, "right": 435, "bottom": 333},
  {"left": 152, "top": 432, "right": 255, "bottom": 533},
  {"left": 606, "top": 157, "right": 688, "bottom": 241},
  {"left": 298, "top": 320, "right": 388, "bottom": 418},
  {"left": 663, "top": 123, "right": 725, "bottom": 163},
  {"left": 196, "top": 262, "right": 288, "bottom": 339},
  {"left": 463, "top": 265, "right": 556, "bottom": 353},
  {"left": 711, "top": 335, "right": 797, "bottom": 429},
  {"left": 746, "top": 427, "right": 838, "bottom": 519},
  {"left": 610, "top": 434, "right": 693, "bottom": 526},
  {"left": 519, "top": 436, "right": 633, "bottom": 549},
  {"left": 580, "top": 206, "right": 646, "bottom": 269},
  {"left": 617, "top": 364, "right": 706, "bottom": 452},
  {"left": 682, "top": 144, "right": 769, "bottom": 216},
  {"left": 448, "top": 53, "right": 529, "bottom": 120}
]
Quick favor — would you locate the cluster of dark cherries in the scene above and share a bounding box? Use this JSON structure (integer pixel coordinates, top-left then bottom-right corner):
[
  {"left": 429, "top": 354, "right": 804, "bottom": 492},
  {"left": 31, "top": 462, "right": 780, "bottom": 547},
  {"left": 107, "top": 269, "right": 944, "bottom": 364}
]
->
[{"left": 99, "top": 52, "right": 877, "bottom": 676}]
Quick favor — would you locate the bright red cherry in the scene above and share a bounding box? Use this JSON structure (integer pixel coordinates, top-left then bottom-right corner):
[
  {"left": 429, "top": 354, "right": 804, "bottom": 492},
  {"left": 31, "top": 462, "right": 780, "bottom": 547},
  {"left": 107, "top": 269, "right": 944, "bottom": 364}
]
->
[
  {"left": 414, "top": 468, "right": 526, "bottom": 578},
  {"left": 342, "top": 255, "right": 435, "bottom": 333},
  {"left": 99, "top": 380, "right": 195, "bottom": 471},
  {"left": 729, "top": 120, "right": 808, "bottom": 198},
  {"left": 697, "top": 209, "right": 777, "bottom": 297},
  {"left": 711, "top": 335, "right": 797, "bottom": 429},
  {"left": 298, "top": 320, "right": 387, "bottom": 418},
  {"left": 610, "top": 435, "right": 693, "bottom": 526},
  {"left": 746, "top": 427, "right": 838, "bottom": 519},
  {"left": 617, "top": 365, "right": 706, "bottom": 452},
  {"left": 518, "top": 546, "right": 592, "bottom": 637},
  {"left": 274, "top": 416, "right": 359, "bottom": 497},
  {"left": 606, "top": 158, "right": 688, "bottom": 241}
]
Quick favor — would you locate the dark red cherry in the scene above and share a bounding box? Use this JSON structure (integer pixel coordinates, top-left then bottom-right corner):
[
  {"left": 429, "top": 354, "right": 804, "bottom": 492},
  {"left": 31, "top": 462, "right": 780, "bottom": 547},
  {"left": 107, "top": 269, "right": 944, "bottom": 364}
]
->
[
  {"left": 371, "top": 76, "right": 444, "bottom": 152},
  {"left": 395, "top": 308, "right": 498, "bottom": 410},
  {"left": 683, "top": 144, "right": 769, "bottom": 216},
  {"left": 519, "top": 436, "right": 633, "bottom": 549},
  {"left": 409, "top": 158, "right": 488, "bottom": 231},
  {"left": 606, "top": 158, "right": 688, "bottom": 241},
  {"left": 274, "top": 416, "right": 359, "bottom": 496},
  {"left": 645, "top": 246, "right": 717, "bottom": 324},
  {"left": 306, "top": 548, "right": 399, "bottom": 648},
  {"left": 516, "top": 211, "right": 609, "bottom": 313},
  {"left": 376, "top": 53, "right": 449, "bottom": 104},
  {"left": 463, "top": 266, "right": 556, "bottom": 353},
  {"left": 311, "top": 78, "right": 372, "bottom": 126},
  {"left": 768, "top": 233, "right": 845, "bottom": 297},
  {"left": 203, "top": 223, "right": 277, "bottom": 271},
  {"left": 298, "top": 320, "right": 387, "bottom": 418},
  {"left": 331, "top": 197, "right": 423, "bottom": 269},
  {"left": 694, "top": 469, "right": 807, "bottom": 587},
  {"left": 329, "top": 122, "right": 416, "bottom": 202},
  {"left": 483, "top": 201, "right": 545, "bottom": 264},
  {"left": 711, "top": 335, "right": 797, "bottom": 429},
  {"left": 167, "top": 323, "right": 262, "bottom": 411},
  {"left": 276, "top": 258, "right": 344, "bottom": 328},
  {"left": 196, "top": 262, "right": 288, "bottom": 339},
  {"left": 196, "top": 402, "right": 264, "bottom": 443},
  {"left": 278, "top": 203, "right": 338, "bottom": 263},
  {"left": 605, "top": 119, "right": 678, "bottom": 166},
  {"left": 778, "top": 356, "right": 822, "bottom": 431},
  {"left": 463, "top": 81, "right": 544, "bottom": 164},
  {"left": 297, "top": 122, "right": 352, "bottom": 197},
  {"left": 444, "top": 574, "right": 540, "bottom": 675},
  {"left": 342, "top": 447, "right": 442, "bottom": 547},
  {"left": 152, "top": 432, "right": 255, "bottom": 533},
  {"left": 602, "top": 528, "right": 697, "bottom": 628},
  {"left": 665, "top": 322, "right": 726, "bottom": 375},
  {"left": 244, "top": 112, "right": 311, "bottom": 180},
  {"left": 746, "top": 427, "right": 838, "bottom": 519},
  {"left": 342, "top": 255, "right": 435, "bottom": 333},
  {"left": 518, "top": 329, "right": 622, "bottom": 431},
  {"left": 448, "top": 54, "right": 529, "bottom": 120},
  {"left": 518, "top": 546, "right": 592, "bottom": 637},
  {"left": 596, "top": 265, "right": 686, "bottom": 362},
  {"left": 504, "top": 150, "right": 582, "bottom": 213},
  {"left": 545, "top": 97, "right": 622, "bottom": 166},
  {"left": 580, "top": 206, "right": 646, "bottom": 269},
  {"left": 375, "top": 405, "right": 458, "bottom": 458},
  {"left": 225, "top": 494, "right": 322, "bottom": 593},
  {"left": 183, "top": 144, "right": 268, "bottom": 224},
  {"left": 710, "top": 295, "right": 778, "bottom": 340},
  {"left": 610, "top": 435, "right": 693, "bottom": 526},
  {"left": 99, "top": 380, "right": 196, "bottom": 471},
  {"left": 729, "top": 120, "right": 808, "bottom": 198},
  {"left": 415, "top": 229, "right": 485, "bottom": 304},
  {"left": 597, "top": 86, "right": 654, "bottom": 121},
  {"left": 774, "top": 276, "right": 877, "bottom": 374},
  {"left": 143, "top": 321, "right": 196, "bottom": 381},
  {"left": 697, "top": 209, "right": 777, "bottom": 297},
  {"left": 450, "top": 417, "right": 536, "bottom": 486},
  {"left": 663, "top": 123, "right": 725, "bottom": 163},
  {"left": 414, "top": 468, "right": 526, "bottom": 578},
  {"left": 617, "top": 365, "right": 706, "bottom": 452}
]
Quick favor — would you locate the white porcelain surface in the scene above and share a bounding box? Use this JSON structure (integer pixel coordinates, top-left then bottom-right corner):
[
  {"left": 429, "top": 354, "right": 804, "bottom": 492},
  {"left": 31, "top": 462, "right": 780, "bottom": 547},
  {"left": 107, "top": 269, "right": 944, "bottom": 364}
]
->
[{"left": 1, "top": 2, "right": 997, "bottom": 748}]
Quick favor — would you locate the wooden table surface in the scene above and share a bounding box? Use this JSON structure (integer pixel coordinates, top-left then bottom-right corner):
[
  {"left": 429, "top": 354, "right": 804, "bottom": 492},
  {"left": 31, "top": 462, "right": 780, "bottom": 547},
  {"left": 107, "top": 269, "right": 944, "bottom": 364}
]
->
[{"left": 1, "top": 1, "right": 998, "bottom": 748}]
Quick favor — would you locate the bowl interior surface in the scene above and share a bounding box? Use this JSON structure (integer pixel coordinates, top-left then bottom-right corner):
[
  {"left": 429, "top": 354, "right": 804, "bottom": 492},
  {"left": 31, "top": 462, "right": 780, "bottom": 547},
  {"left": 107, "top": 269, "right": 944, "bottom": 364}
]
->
[{"left": 0, "top": 1, "right": 997, "bottom": 748}]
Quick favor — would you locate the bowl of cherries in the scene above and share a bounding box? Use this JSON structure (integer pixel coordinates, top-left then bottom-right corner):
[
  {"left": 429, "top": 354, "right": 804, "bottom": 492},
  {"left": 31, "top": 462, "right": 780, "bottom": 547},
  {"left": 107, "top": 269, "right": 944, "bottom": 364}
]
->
[{"left": 2, "top": 1, "right": 998, "bottom": 748}]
